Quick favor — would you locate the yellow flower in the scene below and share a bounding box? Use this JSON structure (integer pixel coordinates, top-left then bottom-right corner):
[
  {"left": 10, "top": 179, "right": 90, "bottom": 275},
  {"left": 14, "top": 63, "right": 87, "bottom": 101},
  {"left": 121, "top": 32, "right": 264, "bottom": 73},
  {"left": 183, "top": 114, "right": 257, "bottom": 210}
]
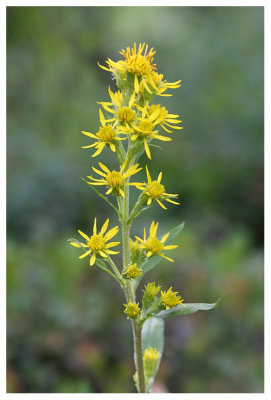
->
[
  {"left": 81, "top": 109, "right": 126, "bottom": 157},
  {"left": 99, "top": 42, "right": 158, "bottom": 94},
  {"left": 122, "top": 263, "right": 142, "bottom": 279},
  {"left": 135, "top": 221, "right": 178, "bottom": 262},
  {"left": 121, "top": 101, "right": 180, "bottom": 159},
  {"left": 151, "top": 71, "right": 181, "bottom": 97},
  {"left": 86, "top": 160, "right": 142, "bottom": 197},
  {"left": 148, "top": 104, "right": 183, "bottom": 133},
  {"left": 98, "top": 86, "right": 137, "bottom": 126},
  {"left": 143, "top": 282, "right": 161, "bottom": 298},
  {"left": 124, "top": 301, "right": 141, "bottom": 319},
  {"left": 160, "top": 287, "right": 185, "bottom": 310},
  {"left": 133, "top": 166, "right": 180, "bottom": 209},
  {"left": 70, "top": 218, "right": 119, "bottom": 266},
  {"left": 144, "top": 346, "right": 160, "bottom": 364}
]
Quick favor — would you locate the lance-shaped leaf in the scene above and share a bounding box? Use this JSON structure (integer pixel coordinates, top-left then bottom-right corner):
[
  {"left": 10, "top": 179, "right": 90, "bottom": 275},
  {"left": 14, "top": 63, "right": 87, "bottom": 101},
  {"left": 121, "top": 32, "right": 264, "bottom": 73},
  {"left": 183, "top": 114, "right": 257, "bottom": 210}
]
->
[
  {"left": 151, "top": 299, "right": 221, "bottom": 318},
  {"left": 142, "top": 317, "right": 164, "bottom": 393},
  {"left": 133, "top": 222, "right": 185, "bottom": 290}
]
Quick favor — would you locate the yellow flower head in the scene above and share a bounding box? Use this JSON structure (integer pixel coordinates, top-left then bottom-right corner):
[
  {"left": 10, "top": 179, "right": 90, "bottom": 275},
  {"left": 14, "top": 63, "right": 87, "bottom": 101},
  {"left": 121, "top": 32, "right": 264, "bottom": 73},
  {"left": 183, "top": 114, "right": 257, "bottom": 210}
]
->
[
  {"left": 160, "top": 287, "right": 185, "bottom": 310},
  {"left": 144, "top": 282, "right": 161, "bottom": 298},
  {"left": 133, "top": 166, "right": 180, "bottom": 209},
  {"left": 70, "top": 218, "right": 119, "bottom": 266},
  {"left": 148, "top": 104, "right": 183, "bottom": 133},
  {"left": 98, "top": 87, "right": 137, "bottom": 127},
  {"left": 81, "top": 109, "right": 126, "bottom": 157},
  {"left": 120, "top": 101, "right": 175, "bottom": 160},
  {"left": 124, "top": 301, "right": 141, "bottom": 319},
  {"left": 99, "top": 43, "right": 158, "bottom": 94},
  {"left": 144, "top": 346, "right": 160, "bottom": 364},
  {"left": 151, "top": 71, "right": 181, "bottom": 97},
  {"left": 86, "top": 159, "right": 142, "bottom": 197},
  {"left": 135, "top": 221, "right": 178, "bottom": 262},
  {"left": 122, "top": 263, "right": 142, "bottom": 280}
]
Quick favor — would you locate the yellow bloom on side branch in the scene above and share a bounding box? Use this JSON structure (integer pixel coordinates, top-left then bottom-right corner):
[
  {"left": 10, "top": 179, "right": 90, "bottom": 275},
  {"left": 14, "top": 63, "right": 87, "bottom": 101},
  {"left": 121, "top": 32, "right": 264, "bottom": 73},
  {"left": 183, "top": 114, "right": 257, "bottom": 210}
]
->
[
  {"left": 81, "top": 109, "right": 126, "bottom": 157},
  {"left": 122, "top": 263, "right": 142, "bottom": 280},
  {"left": 135, "top": 221, "right": 178, "bottom": 262},
  {"left": 151, "top": 71, "right": 181, "bottom": 97},
  {"left": 70, "top": 218, "right": 119, "bottom": 266},
  {"left": 86, "top": 160, "right": 142, "bottom": 197},
  {"left": 98, "top": 87, "right": 137, "bottom": 127},
  {"left": 132, "top": 166, "right": 180, "bottom": 209},
  {"left": 160, "top": 287, "right": 185, "bottom": 310},
  {"left": 124, "top": 301, "right": 141, "bottom": 319}
]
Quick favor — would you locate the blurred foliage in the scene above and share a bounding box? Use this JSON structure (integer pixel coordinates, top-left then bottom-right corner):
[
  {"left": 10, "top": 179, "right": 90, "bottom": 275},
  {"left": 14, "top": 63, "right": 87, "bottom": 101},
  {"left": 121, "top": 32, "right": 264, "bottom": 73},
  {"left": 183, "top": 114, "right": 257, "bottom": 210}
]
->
[{"left": 7, "top": 6, "right": 263, "bottom": 393}]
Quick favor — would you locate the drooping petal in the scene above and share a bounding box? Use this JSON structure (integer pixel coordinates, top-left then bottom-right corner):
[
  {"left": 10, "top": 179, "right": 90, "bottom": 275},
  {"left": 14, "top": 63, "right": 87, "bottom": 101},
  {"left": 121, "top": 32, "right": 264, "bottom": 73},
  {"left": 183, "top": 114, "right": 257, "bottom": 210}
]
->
[
  {"left": 156, "top": 199, "right": 167, "bottom": 209},
  {"left": 81, "top": 131, "right": 98, "bottom": 139},
  {"left": 79, "top": 250, "right": 91, "bottom": 259},
  {"left": 92, "top": 143, "right": 106, "bottom": 157},
  {"left": 70, "top": 242, "right": 81, "bottom": 248},
  {"left": 144, "top": 139, "right": 151, "bottom": 159},
  {"left": 90, "top": 253, "right": 96, "bottom": 266}
]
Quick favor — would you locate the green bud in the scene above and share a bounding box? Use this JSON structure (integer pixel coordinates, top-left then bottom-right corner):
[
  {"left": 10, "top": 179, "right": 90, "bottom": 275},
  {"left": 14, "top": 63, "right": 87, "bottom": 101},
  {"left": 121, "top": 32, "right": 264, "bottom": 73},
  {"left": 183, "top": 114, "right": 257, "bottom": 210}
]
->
[{"left": 142, "top": 282, "right": 161, "bottom": 309}]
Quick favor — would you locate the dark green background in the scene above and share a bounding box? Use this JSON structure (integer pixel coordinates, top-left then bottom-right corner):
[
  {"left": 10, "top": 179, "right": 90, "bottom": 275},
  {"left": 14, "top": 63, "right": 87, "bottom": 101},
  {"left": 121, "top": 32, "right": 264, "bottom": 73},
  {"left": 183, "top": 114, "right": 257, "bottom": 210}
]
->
[{"left": 7, "top": 6, "right": 264, "bottom": 393}]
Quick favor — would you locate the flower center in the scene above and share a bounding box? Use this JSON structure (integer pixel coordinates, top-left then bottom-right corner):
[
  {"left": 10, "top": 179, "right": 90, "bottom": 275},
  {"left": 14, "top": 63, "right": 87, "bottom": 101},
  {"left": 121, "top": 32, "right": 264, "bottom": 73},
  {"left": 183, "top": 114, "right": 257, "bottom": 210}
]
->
[
  {"left": 137, "top": 120, "right": 153, "bottom": 138},
  {"left": 106, "top": 171, "right": 123, "bottom": 189},
  {"left": 118, "top": 107, "right": 136, "bottom": 123},
  {"left": 88, "top": 234, "right": 105, "bottom": 251},
  {"left": 147, "top": 181, "right": 165, "bottom": 198},
  {"left": 147, "top": 237, "right": 164, "bottom": 254},
  {"left": 125, "top": 54, "right": 154, "bottom": 75},
  {"left": 96, "top": 125, "right": 115, "bottom": 142}
]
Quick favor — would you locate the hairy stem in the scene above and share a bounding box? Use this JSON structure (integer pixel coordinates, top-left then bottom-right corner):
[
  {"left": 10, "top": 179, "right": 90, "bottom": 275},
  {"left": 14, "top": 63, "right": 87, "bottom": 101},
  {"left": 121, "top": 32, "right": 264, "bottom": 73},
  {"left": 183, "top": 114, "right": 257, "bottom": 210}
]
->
[{"left": 121, "top": 153, "right": 145, "bottom": 393}]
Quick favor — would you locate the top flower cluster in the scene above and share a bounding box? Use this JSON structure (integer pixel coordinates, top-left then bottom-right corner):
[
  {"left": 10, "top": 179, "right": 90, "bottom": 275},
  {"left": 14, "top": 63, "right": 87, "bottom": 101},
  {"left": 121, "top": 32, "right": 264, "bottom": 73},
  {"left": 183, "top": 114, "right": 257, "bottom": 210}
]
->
[{"left": 82, "top": 42, "right": 183, "bottom": 160}]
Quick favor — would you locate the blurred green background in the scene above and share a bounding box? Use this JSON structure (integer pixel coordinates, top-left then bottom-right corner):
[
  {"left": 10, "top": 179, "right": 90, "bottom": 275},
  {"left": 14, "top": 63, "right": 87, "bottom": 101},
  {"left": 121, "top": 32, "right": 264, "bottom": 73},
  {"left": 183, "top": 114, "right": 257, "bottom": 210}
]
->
[{"left": 7, "top": 6, "right": 264, "bottom": 393}]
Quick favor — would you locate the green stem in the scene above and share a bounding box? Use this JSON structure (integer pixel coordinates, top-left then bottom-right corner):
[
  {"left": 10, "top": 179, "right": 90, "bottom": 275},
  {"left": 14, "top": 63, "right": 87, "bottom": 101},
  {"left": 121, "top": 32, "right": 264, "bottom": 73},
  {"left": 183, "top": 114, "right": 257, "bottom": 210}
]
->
[
  {"left": 107, "top": 256, "right": 124, "bottom": 284},
  {"left": 121, "top": 149, "right": 145, "bottom": 393},
  {"left": 133, "top": 322, "right": 145, "bottom": 393}
]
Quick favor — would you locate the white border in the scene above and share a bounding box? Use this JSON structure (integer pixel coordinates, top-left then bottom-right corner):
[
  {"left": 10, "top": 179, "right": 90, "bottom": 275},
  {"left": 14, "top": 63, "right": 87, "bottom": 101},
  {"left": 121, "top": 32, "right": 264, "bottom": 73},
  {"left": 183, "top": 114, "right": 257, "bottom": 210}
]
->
[{"left": 2, "top": 1, "right": 268, "bottom": 399}]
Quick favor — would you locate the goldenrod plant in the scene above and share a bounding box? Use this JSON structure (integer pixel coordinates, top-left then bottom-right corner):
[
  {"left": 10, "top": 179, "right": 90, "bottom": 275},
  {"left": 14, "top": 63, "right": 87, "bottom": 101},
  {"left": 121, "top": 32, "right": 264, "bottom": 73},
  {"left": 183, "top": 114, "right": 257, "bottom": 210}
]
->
[{"left": 69, "top": 43, "right": 219, "bottom": 393}]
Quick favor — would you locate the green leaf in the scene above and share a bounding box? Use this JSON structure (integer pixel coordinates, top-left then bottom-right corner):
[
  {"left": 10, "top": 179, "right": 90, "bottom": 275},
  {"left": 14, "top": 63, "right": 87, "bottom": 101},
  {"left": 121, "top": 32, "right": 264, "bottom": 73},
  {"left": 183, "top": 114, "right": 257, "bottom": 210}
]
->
[
  {"left": 151, "top": 299, "right": 221, "bottom": 318},
  {"left": 81, "top": 177, "right": 120, "bottom": 215},
  {"left": 95, "top": 259, "right": 123, "bottom": 285},
  {"left": 142, "top": 317, "right": 164, "bottom": 393},
  {"left": 133, "top": 222, "right": 185, "bottom": 290}
]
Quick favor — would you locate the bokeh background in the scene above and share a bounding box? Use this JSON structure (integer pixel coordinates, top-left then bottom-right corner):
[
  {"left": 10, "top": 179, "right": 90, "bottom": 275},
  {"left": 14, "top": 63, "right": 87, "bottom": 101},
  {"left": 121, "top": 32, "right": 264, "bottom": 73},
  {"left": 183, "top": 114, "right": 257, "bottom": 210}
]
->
[{"left": 7, "top": 6, "right": 264, "bottom": 393}]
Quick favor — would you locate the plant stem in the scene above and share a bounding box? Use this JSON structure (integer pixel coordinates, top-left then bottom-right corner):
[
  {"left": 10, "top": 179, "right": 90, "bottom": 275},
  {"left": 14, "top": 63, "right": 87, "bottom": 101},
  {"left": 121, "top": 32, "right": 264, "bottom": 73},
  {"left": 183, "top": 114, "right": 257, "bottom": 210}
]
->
[
  {"left": 121, "top": 154, "right": 146, "bottom": 393},
  {"left": 133, "top": 322, "right": 145, "bottom": 393}
]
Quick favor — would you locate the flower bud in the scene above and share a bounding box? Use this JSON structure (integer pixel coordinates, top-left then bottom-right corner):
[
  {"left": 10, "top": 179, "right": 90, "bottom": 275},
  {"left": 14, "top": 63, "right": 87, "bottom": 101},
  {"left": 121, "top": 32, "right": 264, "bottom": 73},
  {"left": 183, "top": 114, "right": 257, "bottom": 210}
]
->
[
  {"left": 142, "top": 282, "right": 161, "bottom": 309},
  {"left": 122, "top": 263, "right": 142, "bottom": 280},
  {"left": 124, "top": 301, "right": 140, "bottom": 319},
  {"left": 144, "top": 346, "right": 160, "bottom": 378}
]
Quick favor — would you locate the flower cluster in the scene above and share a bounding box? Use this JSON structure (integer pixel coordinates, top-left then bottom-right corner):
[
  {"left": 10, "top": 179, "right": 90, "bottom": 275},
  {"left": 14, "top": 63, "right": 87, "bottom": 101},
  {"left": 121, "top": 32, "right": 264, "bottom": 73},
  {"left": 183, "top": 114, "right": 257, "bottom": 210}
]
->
[{"left": 69, "top": 43, "right": 186, "bottom": 393}]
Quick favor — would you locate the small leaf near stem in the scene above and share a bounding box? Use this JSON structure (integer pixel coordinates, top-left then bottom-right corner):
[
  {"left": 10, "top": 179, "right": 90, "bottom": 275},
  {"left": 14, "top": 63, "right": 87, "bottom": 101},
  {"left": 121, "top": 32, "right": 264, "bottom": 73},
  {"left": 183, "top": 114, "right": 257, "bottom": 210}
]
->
[
  {"left": 81, "top": 177, "right": 120, "bottom": 215},
  {"left": 106, "top": 255, "right": 124, "bottom": 284},
  {"left": 95, "top": 259, "right": 124, "bottom": 286}
]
